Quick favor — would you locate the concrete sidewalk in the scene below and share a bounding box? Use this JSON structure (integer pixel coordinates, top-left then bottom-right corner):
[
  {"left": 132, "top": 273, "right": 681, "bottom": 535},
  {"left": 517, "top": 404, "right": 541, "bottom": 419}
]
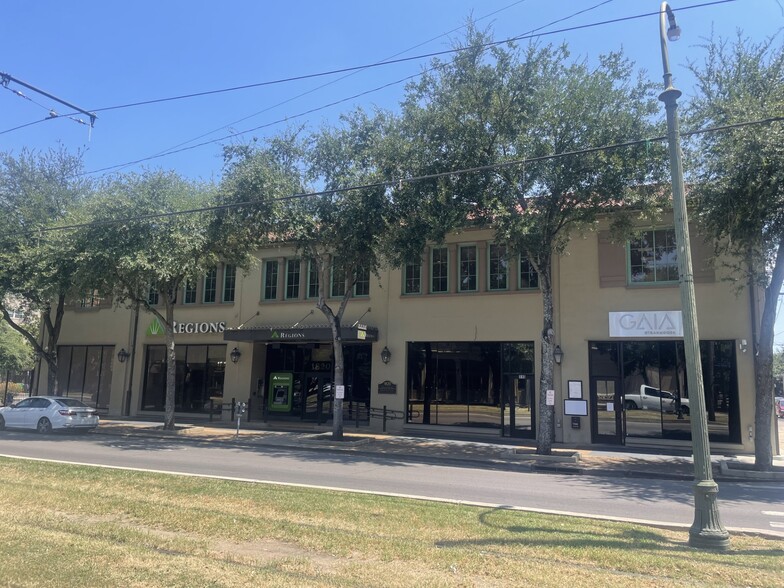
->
[{"left": 94, "top": 418, "right": 784, "bottom": 482}]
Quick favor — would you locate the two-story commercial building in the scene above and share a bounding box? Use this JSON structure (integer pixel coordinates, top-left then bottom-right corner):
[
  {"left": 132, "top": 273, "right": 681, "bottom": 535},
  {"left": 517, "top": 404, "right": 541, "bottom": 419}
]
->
[{"left": 34, "top": 218, "right": 774, "bottom": 455}]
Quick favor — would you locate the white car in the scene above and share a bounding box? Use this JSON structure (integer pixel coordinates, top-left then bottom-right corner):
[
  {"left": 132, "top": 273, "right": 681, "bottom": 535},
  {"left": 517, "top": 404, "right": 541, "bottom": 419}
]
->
[{"left": 0, "top": 396, "right": 99, "bottom": 433}]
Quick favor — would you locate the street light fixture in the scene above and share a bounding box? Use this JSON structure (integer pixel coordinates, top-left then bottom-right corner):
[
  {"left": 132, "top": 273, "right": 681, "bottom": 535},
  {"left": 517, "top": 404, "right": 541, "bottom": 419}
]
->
[{"left": 658, "top": 2, "right": 729, "bottom": 550}]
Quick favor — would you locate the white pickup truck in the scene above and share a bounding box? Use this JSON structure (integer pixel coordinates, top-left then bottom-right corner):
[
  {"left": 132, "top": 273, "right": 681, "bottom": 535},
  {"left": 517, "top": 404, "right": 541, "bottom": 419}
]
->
[{"left": 624, "top": 385, "right": 690, "bottom": 414}]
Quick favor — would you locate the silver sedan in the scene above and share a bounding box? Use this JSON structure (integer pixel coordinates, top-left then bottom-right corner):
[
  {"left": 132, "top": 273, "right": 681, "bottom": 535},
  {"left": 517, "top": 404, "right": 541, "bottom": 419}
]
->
[{"left": 0, "top": 396, "right": 99, "bottom": 433}]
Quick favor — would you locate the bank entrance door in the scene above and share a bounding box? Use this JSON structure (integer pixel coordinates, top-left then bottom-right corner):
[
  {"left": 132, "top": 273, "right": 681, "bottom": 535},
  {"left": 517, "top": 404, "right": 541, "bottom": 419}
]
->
[
  {"left": 302, "top": 374, "right": 333, "bottom": 423},
  {"left": 590, "top": 376, "right": 624, "bottom": 444}
]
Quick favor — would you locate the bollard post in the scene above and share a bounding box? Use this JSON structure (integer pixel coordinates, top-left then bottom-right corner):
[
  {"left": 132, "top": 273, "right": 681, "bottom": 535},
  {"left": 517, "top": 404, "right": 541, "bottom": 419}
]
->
[
  {"left": 230, "top": 397, "right": 236, "bottom": 421},
  {"left": 209, "top": 399, "right": 214, "bottom": 422},
  {"left": 383, "top": 405, "right": 387, "bottom": 433}
]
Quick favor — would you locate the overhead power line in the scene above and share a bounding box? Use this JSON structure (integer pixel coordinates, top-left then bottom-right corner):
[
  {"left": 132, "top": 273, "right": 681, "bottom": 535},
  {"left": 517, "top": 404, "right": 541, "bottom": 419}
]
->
[
  {"left": 59, "top": 0, "right": 740, "bottom": 116},
  {"left": 148, "top": 0, "right": 614, "bottom": 161},
  {"left": 31, "top": 114, "right": 782, "bottom": 236},
  {"left": 84, "top": 0, "right": 731, "bottom": 177}
]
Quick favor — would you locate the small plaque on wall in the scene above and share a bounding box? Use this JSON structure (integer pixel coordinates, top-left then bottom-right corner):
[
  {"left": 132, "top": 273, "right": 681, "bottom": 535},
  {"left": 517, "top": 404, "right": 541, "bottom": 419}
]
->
[{"left": 378, "top": 380, "right": 397, "bottom": 395}]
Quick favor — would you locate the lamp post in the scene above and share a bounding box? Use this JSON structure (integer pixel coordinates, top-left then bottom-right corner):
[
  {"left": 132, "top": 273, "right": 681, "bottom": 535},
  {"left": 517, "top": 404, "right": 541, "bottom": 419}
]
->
[{"left": 658, "top": 2, "right": 729, "bottom": 550}]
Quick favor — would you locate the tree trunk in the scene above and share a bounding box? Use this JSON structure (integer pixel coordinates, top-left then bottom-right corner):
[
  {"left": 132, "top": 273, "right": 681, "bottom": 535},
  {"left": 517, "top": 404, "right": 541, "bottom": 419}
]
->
[
  {"left": 753, "top": 241, "right": 784, "bottom": 470},
  {"left": 46, "top": 355, "right": 58, "bottom": 396},
  {"left": 536, "top": 260, "right": 555, "bottom": 456},
  {"left": 164, "top": 299, "right": 177, "bottom": 430},
  {"left": 330, "top": 315, "right": 344, "bottom": 440}
]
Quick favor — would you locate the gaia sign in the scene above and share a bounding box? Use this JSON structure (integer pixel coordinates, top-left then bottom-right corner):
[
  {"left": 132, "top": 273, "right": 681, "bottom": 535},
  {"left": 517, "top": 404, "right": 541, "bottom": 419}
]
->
[
  {"left": 608, "top": 311, "right": 683, "bottom": 338},
  {"left": 147, "top": 317, "right": 226, "bottom": 336}
]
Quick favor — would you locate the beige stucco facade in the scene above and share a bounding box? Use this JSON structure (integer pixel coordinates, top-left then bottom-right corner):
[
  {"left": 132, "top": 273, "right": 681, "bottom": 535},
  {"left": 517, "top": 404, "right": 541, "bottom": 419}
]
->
[{"left": 36, "top": 221, "right": 770, "bottom": 454}]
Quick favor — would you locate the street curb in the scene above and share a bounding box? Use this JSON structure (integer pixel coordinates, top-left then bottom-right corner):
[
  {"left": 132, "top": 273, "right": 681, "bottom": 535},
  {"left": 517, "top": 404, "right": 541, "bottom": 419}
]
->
[{"left": 91, "top": 425, "right": 778, "bottom": 483}]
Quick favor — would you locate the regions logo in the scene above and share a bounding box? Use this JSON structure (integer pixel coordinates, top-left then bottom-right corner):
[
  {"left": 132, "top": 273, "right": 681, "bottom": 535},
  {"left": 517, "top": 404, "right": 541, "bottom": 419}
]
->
[{"left": 147, "top": 317, "right": 164, "bottom": 336}]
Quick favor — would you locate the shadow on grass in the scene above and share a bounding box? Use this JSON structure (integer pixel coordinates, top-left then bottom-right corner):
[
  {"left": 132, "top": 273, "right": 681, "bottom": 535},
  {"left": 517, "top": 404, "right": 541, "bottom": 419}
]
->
[{"left": 433, "top": 507, "right": 783, "bottom": 558}]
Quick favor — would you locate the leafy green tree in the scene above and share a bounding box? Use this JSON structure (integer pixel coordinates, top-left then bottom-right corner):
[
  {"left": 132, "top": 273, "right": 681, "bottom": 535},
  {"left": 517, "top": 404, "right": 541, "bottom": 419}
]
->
[
  {"left": 77, "top": 170, "right": 267, "bottom": 429},
  {"left": 227, "top": 113, "right": 392, "bottom": 440},
  {"left": 389, "top": 29, "right": 663, "bottom": 454},
  {"left": 0, "top": 320, "right": 35, "bottom": 375},
  {"left": 0, "top": 148, "right": 91, "bottom": 394},
  {"left": 687, "top": 34, "right": 784, "bottom": 469}
]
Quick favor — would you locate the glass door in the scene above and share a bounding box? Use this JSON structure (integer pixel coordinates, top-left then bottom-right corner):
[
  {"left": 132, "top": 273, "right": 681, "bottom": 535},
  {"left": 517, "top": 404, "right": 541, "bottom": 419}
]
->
[
  {"left": 591, "top": 376, "right": 624, "bottom": 444},
  {"left": 302, "top": 374, "right": 333, "bottom": 423},
  {"left": 505, "top": 374, "right": 535, "bottom": 438}
]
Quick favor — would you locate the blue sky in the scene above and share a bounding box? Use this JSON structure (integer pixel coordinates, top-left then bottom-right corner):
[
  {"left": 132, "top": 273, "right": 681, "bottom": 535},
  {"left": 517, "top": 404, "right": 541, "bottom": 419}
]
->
[{"left": 2, "top": 0, "right": 783, "bottom": 339}]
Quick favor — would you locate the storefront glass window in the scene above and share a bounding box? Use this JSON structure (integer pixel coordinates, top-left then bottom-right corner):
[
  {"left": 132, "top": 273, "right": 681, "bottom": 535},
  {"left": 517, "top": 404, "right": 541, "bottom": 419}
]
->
[
  {"left": 141, "top": 344, "right": 226, "bottom": 413},
  {"left": 590, "top": 340, "right": 739, "bottom": 443},
  {"left": 406, "top": 341, "right": 534, "bottom": 435},
  {"left": 56, "top": 345, "right": 113, "bottom": 409}
]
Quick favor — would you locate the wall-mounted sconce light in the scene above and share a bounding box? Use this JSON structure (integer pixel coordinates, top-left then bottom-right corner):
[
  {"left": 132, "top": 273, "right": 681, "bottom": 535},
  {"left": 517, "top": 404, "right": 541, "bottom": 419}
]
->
[
  {"left": 117, "top": 348, "right": 130, "bottom": 363},
  {"left": 230, "top": 347, "right": 242, "bottom": 364},
  {"left": 553, "top": 345, "right": 564, "bottom": 365},
  {"left": 380, "top": 346, "right": 391, "bottom": 365},
  {"left": 739, "top": 339, "right": 748, "bottom": 353}
]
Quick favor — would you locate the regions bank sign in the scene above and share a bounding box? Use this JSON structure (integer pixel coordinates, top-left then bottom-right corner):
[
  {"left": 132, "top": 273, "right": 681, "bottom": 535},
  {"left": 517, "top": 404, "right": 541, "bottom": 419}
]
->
[
  {"left": 609, "top": 311, "right": 683, "bottom": 338},
  {"left": 147, "top": 317, "right": 226, "bottom": 336}
]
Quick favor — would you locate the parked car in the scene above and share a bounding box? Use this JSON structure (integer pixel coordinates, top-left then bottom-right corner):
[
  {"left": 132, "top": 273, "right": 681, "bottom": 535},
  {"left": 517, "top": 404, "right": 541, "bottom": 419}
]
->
[
  {"left": 624, "top": 385, "right": 690, "bottom": 415},
  {"left": 0, "top": 396, "right": 99, "bottom": 433},
  {"left": 775, "top": 396, "right": 784, "bottom": 418}
]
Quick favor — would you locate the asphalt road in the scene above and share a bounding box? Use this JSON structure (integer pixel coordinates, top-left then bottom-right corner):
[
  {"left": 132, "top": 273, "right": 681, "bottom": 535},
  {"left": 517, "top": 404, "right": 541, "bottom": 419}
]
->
[{"left": 1, "top": 431, "right": 782, "bottom": 536}]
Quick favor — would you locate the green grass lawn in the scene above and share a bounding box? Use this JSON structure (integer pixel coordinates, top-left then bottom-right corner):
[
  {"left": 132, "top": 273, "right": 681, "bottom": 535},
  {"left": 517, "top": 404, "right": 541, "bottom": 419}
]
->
[{"left": 0, "top": 457, "right": 781, "bottom": 587}]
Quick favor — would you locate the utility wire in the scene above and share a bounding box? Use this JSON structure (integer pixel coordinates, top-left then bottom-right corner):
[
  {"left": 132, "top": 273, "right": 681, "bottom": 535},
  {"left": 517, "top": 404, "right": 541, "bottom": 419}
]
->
[
  {"left": 66, "top": 0, "right": 739, "bottom": 115},
  {"left": 83, "top": 1, "right": 648, "bottom": 176},
  {"left": 104, "top": 0, "right": 615, "bottom": 173},
  {"left": 32, "top": 114, "right": 783, "bottom": 236}
]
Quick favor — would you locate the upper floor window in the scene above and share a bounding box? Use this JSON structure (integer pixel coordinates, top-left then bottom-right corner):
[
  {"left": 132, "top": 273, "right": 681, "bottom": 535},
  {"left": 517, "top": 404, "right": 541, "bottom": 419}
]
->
[
  {"left": 519, "top": 257, "right": 539, "bottom": 290},
  {"left": 203, "top": 268, "right": 217, "bottom": 303},
  {"left": 222, "top": 265, "right": 236, "bottom": 303},
  {"left": 459, "top": 245, "right": 477, "bottom": 292},
  {"left": 263, "top": 260, "right": 278, "bottom": 301},
  {"left": 331, "top": 259, "right": 347, "bottom": 298},
  {"left": 404, "top": 262, "right": 421, "bottom": 295},
  {"left": 285, "top": 259, "right": 301, "bottom": 300},
  {"left": 183, "top": 281, "right": 197, "bottom": 304},
  {"left": 488, "top": 244, "right": 508, "bottom": 291},
  {"left": 354, "top": 266, "right": 370, "bottom": 297},
  {"left": 307, "top": 260, "right": 319, "bottom": 299},
  {"left": 148, "top": 287, "right": 159, "bottom": 306},
  {"left": 79, "top": 290, "right": 103, "bottom": 308},
  {"left": 628, "top": 229, "right": 678, "bottom": 284},
  {"left": 431, "top": 247, "right": 449, "bottom": 293}
]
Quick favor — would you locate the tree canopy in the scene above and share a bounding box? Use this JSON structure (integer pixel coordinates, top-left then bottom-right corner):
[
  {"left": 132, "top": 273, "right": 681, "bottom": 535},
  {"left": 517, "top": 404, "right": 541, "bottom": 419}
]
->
[
  {"left": 0, "top": 147, "right": 92, "bottom": 394},
  {"left": 389, "top": 29, "right": 664, "bottom": 453},
  {"left": 687, "top": 33, "right": 784, "bottom": 469}
]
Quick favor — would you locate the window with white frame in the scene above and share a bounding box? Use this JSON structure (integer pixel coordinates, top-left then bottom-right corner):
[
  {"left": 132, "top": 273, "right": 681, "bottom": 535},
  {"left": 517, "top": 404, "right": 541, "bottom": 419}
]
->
[
  {"left": 203, "top": 268, "right": 217, "bottom": 303},
  {"left": 403, "top": 262, "right": 421, "bottom": 295},
  {"left": 488, "top": 244, "right": 508, "bottom": 291},
  {"left": 431, "top": 247, "right": 449, "bottom": 293},
  {"left": 285, "top": 259, "right": 300, "bottom": 299},
  {"left": 459, "top": 244, "right": 477, "bottom": 292},
  {"left": 628, "top": 229, "right": 678, "bottom": 284},
  {"left": 519, "top": 257, "right": 539, "bottom": 289},
  {"left": 222, "top": 265, "right": 236, "bottom": 303},
  {"left": 183, "top": 281, "right": 197, "bottom": 304},
  {"left": 262, "top": 260, "right": 278, "bottom": 301}
]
